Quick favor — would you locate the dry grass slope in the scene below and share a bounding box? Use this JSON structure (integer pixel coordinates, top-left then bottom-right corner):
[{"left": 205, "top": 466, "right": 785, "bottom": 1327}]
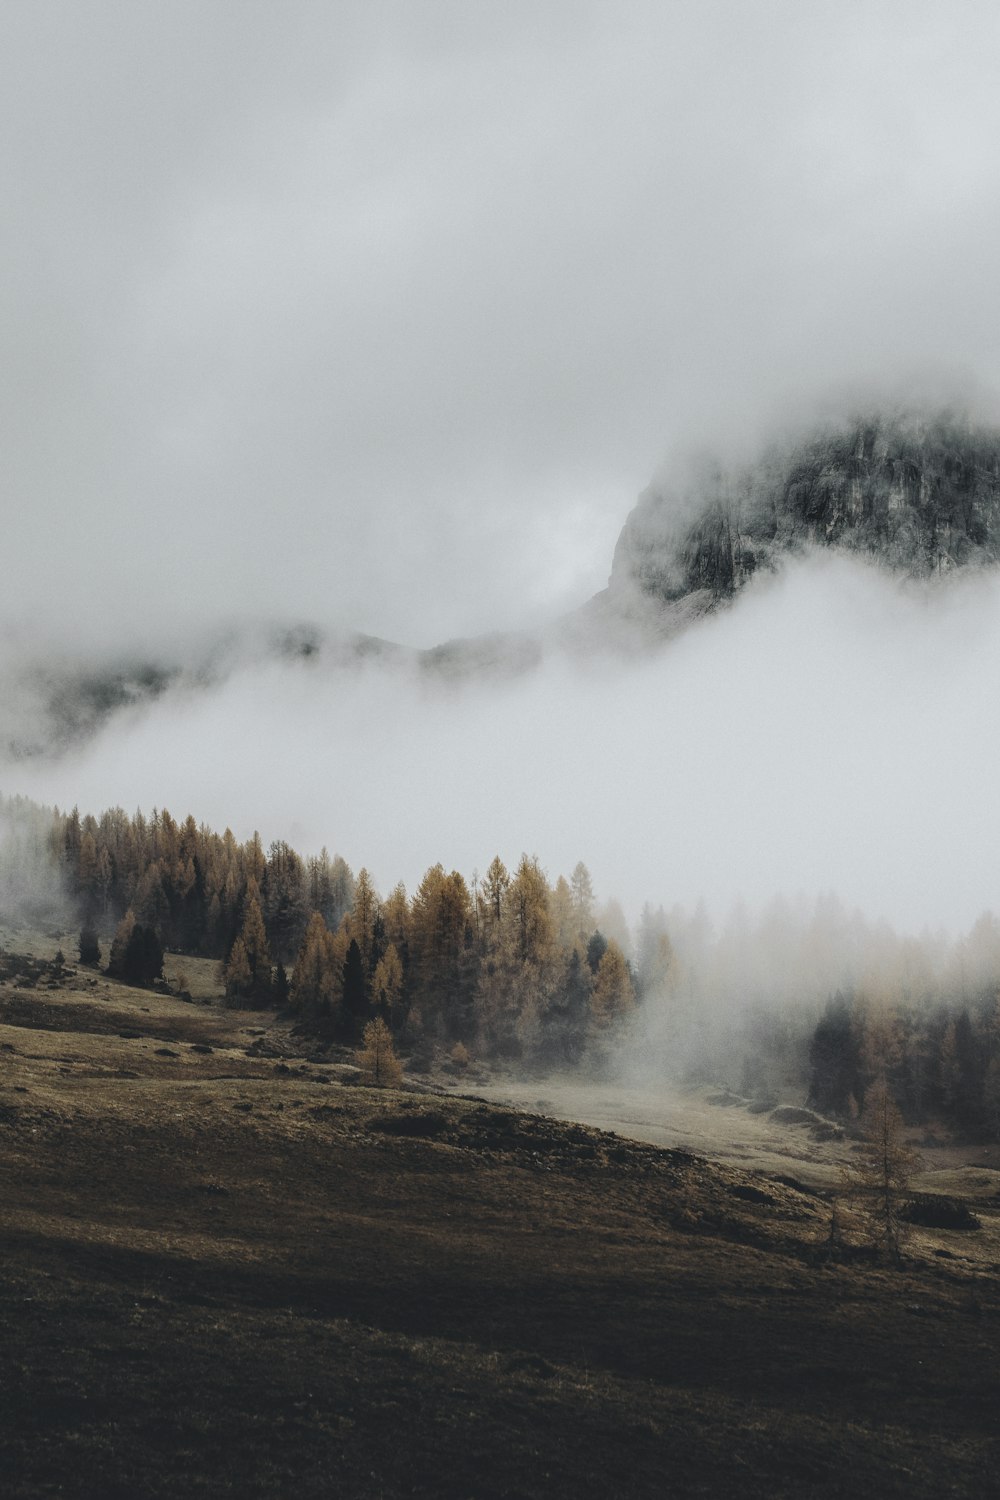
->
[{"left": 0, "top": 929, "right": 998, "bottom": 1497}]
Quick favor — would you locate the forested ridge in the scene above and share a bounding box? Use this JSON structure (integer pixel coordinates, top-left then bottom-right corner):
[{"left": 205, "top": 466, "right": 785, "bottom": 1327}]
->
[{"left": 2, "top": 789, "right": 1000, "bottom": 1139}]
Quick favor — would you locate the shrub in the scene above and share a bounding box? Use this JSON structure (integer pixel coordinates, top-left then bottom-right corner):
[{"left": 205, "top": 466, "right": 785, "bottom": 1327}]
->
[
  {"left": 79, "top": 927, "right": 101, "bottom": 967},
  {"left": 902, "top": 1194, "right": 981, "bottom": 1231}
]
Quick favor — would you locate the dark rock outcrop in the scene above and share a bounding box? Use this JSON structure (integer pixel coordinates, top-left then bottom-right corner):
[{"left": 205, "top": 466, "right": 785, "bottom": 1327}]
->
[{"left": 608, "top": 410, "right": 1000, "bottom": 619}]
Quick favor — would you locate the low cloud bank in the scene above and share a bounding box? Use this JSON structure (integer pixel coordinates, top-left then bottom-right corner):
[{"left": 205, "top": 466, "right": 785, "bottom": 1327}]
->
[{"left": 4, "top": 552, "right": 1000, "bottom": 936}]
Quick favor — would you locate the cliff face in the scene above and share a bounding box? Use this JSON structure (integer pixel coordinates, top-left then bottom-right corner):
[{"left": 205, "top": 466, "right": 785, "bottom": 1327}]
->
[{"left": 609, "top": 412, "right": 1000, "bottom": 610}]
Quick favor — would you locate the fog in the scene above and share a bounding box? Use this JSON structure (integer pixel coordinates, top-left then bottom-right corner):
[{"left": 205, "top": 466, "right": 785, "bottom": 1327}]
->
[
  {"left": 5, "top": 5, "right": 1000, "bottom": 955},
  {"left": 4, "top": 3, "right": 1000, "bottom": 644},
  {"left": 6, "top": 551, "right": 1000, "bottom": 936}
]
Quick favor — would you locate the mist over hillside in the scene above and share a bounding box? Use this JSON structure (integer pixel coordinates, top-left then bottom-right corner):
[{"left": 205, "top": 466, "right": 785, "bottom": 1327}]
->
[
  {"left": 8, "top": 404, "right": 1000, "bottom": 748},
  {"left": 7, "top": 12, "right": 1000, "bottom": 1495},
  {"left": 6, "top": 510, "right": 1000, "bottom": 933},
  {"left": 5, "top": 406, "right": 1000, "bottom": 934}
]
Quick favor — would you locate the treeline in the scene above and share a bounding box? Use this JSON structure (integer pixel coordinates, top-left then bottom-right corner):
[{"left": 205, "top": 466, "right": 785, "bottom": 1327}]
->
[
  {"left": 807, "top": 989, "right": 1000, "bottom": 1141},
  {"left": 652, "top": 899, "right": 1000, "bottom": 1142},
  {"left": 3, "top": 791, "right": 1000, "bottom": 1133},
  {"left": 0, "top": 794, "right": 661, "bottom": 1065}
]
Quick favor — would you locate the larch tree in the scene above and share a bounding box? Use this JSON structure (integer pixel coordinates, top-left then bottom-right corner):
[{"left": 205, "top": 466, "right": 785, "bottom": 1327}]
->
[
  {"left": 550, "top": 875, "right": 576, "bottom": 952},
  {"left": 289, "top": 912, "right": 342, "bottom": 1016},
  {"left": 263, "top": 840, "right": 307, "bottom": 965},
  {"left": 481, "top": 856, "right": 510, "bottom": 926},
  {"left": 590, "top": 941, "right": 635, "bottom": 1034},
  {"left": 841, "top": 1076, "right": 919, "bottom": 1261},
  {"left": 500, "top": 855, "right": 561, "bottom": 1055},
  {"left": 224, "top": 936, "right": 253, "bottom": 1002},
  {"left": 349, "top": 867, "right": 379, "bottom": 970},
  {"left": 371, "top": 943, "right": 404, "bottom": 1027},
  {"left": 475, "top": 895, "right": 521, "bottom": 1056},
  {"left": 243, "top": 831, "right": 266, "bottom": 891},
  {"left": 635, "top": 905, "right": 675, "bottom": 999},
  {"left": 331, "top": 857, "right": 356, "bottom": 927},
  {"left": 107, "top": 909, "right": 137, "bottom": 977},
  {"left": 307, "top": 850, "right": 335, "bottom": 926},
  {"left": 133, "top": 860, "right": 169, "bottom": 935},
  {"left": 409, "top": 865, "right": 476, "bottom": 1039},
  {"left": 77, "top": 831, "right": 99, "bottom": 916},
  {"left": 570, "top": 861, "right": 594, "bottom": 938},
  {"left": 228, "top": 894, "right": 271, "bottom": 1003},
  {"left": 357, "top": 1016, "right": 402, "bottom": 1088},
  {"left": 381, "top": 883, "right": 411, "bottom": 971}
]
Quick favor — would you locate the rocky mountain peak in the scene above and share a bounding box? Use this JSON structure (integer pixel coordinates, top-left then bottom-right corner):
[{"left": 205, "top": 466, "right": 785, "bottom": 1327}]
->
[{"left": 608, "top": 410, "right": 1000, "bottom": 614}]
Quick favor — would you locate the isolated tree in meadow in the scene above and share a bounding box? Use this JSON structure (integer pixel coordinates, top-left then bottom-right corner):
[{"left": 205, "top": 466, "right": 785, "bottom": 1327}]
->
[
  {"left": 841, "top": 1076, "right": 919, "bottom": 1261},
  {"left": 357, "top": 1016, "right": 402, "bottom": 1088}
]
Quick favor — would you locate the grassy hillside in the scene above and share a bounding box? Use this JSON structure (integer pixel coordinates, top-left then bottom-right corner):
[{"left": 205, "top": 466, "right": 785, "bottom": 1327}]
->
[{"left": 1, "top": 930, "right": 998, "bottom": 1498}]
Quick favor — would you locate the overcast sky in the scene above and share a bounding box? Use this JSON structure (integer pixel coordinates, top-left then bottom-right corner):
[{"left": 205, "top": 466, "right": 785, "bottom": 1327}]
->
[
  {"left": 4, "top": 1, "right": 1000, "bottom": 647},
  {"left": 6, "top": 3, "right": 1000, "bottom": 936}
]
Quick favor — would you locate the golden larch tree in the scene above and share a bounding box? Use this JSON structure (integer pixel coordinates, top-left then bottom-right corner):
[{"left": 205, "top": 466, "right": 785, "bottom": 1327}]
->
[
  {"left": 842, "top": 1076, "right": 919, "bottom": 1261},
  {"left": 357, "top": 1016, "right": 402, "bottom": 1088}
]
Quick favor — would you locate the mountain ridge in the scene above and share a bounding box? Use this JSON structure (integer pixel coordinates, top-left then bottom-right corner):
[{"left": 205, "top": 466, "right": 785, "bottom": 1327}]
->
[
  {"left": 608, "top": 408, "right": 1000, "bottom": 616},
  {"left": 6, "top": 407, "right": 1000, "bottom": 756}
]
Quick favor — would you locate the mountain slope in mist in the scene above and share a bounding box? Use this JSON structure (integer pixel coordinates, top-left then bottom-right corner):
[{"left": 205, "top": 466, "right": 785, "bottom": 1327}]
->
[
  {"left": 8, "top": 406, "right": 1000, "bottom": 758},
  {"left": 607, "top": 409, "right": 1000, "bottom": 629}
]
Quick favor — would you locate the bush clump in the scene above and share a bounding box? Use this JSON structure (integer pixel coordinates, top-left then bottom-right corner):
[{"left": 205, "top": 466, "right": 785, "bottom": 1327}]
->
[{"left": 902, "top": 1194, "right": 981, "bottom": 1231}]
